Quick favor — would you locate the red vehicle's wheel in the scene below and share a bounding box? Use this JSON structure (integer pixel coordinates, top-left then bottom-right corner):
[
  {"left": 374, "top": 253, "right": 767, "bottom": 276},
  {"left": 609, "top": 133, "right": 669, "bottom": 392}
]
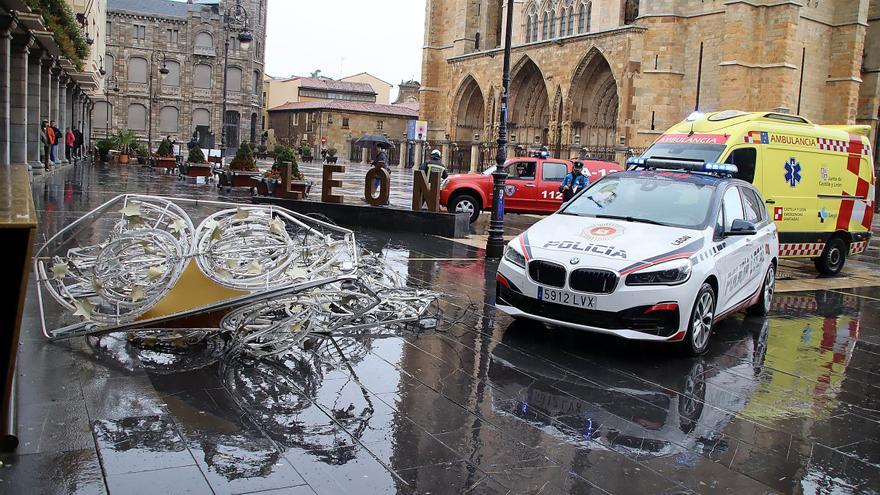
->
[{"left": 449, "top": 193, "right": 481, "bottom": 223}]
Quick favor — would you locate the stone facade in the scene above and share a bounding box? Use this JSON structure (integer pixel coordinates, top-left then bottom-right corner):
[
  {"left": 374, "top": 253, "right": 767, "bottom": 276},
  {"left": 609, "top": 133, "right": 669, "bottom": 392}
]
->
[
  {"left": 421, "top": 0, "right": 879, "bottom": 165},
  {"left": 101, "top": 0, "right": 267, "bottom": 154}
]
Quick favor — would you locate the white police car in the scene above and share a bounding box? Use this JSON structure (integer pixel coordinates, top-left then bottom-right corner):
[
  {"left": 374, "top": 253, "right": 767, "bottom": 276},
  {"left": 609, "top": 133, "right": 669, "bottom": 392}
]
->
[{"left": 496, "top": 160, "right": 779, "bottom": 355}]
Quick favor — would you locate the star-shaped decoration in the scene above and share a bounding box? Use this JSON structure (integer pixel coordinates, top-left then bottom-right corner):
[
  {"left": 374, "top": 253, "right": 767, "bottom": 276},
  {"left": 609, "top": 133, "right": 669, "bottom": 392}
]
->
[
  {"left": 211, "top": 226, "right": 224, "bottom": 241},
  {"left": 215, "top": 268, "right": 231, "bottom": 279},
  {"left": 51, "top": 262, "right": 70, "bottom": 279},
  {"left": 270, "top": 218, "right": 287, "bottom": 237},
  {"left": 147, "top": 265, "right": 166, "bottom": 280},
  {"left": 286, "top": 266, "right": 307, "bottom": 280},
  {"left": 234, "top": 208, "right": 250, "bottom": 221},
  {"left": 246, "top": 260, "right": 263, "bottom": 275},
  {"left": 72, "top": 299, "right": 95, "bottom": 319},
  {"left": 118, "top": 202, "right": 142, "bottom": 218},
  {"left": 289, "top": 322, "right": 303, "bottom": 333},
  {"left": 131, "top": 287, "right": 145, "bottom": 302},
  {"left": 92, "top": 278, "right": 104, "bottom": 291},
  {"left": 226, "top": 259, "right": 239, "bottom": 270},
  {"left": 170, "top": 218, "right": 188, "bottom": 235}
]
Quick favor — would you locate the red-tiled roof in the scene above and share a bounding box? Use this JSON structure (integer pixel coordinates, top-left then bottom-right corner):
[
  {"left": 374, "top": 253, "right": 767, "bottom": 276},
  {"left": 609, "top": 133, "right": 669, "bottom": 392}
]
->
[
  {"left": 268, "top": 100, "right": 419, "bottom": 118},
  {"left": 297, "top": 77, "right": 376, "bottom": 94}
]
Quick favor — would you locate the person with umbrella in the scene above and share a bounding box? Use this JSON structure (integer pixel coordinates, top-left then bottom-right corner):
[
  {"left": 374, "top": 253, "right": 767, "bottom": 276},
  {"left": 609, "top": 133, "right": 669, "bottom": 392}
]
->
[{"left": 371, "top": 143, "right": 390, "bottom": 205}]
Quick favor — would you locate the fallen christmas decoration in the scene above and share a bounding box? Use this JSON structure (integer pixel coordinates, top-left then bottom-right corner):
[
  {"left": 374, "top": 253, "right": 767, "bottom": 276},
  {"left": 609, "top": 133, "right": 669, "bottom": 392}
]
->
[{"left": 33, "top": 194, "right": 440, "bottom": 356}]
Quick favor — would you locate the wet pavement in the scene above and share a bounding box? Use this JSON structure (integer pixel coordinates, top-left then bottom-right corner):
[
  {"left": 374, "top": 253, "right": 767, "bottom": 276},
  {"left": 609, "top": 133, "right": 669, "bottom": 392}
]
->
[{"left": 3, "top": 161, "right": 880, "bottom": 494}]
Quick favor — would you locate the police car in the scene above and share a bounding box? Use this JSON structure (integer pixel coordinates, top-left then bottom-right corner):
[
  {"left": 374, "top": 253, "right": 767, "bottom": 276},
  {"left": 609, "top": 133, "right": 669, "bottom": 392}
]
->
[{"left": 496, "top": 160, "right": 779, "bottom": 355}]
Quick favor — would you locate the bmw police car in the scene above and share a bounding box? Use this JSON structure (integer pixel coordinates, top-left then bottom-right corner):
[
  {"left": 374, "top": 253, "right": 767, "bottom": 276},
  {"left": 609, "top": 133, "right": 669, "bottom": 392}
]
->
[{"left": 496, "top": 160, "right": 779, "bottom": 355}]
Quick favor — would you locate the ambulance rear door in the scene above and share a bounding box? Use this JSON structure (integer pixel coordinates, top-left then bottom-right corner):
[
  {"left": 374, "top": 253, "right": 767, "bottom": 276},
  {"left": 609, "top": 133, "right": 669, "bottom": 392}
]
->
[{"left": 762, "top": 147, "right": 819, "bottom": 235}]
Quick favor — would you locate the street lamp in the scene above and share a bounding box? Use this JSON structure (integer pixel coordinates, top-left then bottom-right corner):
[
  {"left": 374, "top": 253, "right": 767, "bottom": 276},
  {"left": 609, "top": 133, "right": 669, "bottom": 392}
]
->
[
  {"left": 486, "top": 0, "right": 514, "bottom": 259},
  {"left": 102, "top": 68, "right": 120, "bottom": 139},
  {"left": 147, "top": 51, "right": 169, "bottom": 155},
  {"left": 220, "top": 0, "right": 253, "bottom": 160}
]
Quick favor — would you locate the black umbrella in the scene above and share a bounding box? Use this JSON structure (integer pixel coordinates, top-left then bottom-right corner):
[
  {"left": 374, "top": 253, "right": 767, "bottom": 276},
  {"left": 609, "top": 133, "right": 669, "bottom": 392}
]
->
[{"left": 355, "top": 134, "right": 394, "bottom": 149}]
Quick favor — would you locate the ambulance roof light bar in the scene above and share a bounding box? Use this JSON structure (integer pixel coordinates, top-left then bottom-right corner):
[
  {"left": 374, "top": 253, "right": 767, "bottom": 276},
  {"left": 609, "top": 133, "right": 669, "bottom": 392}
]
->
[{"left": 626, "top": 156, "right": 738, "bottom": 176}]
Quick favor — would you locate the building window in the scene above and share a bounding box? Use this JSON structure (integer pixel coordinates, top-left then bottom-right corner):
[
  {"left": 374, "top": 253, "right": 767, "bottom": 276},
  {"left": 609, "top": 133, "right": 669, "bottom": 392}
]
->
[
  {"left": 159, "top": 106, "right": 179, "bottom": 133},
  {"left": 474, "top": 32, "right": 480, "bottom": 50},
  {"left": 253, "top": 70, "right": 260, "bottom": 94},
  {"left": 133, "top": 25, "right": 146, "bottom": 42},
  {"left": 377, "top": 120, "right": 384, "bottom": 130},
  {"left": 167, "top": 29, "right": 179, "bottom": 44},
  {"left": 193, "top": 64, "right": 212, "bottom": 89},
  {"left": 127, "top": 103, "right": 147, "bottom": 130},
  {"left": 559, "top": 9, "right": 567, "bottom": 36},
  {"left": 550, "top": 11, "right": 556, "bottom": 38},
  {"left": 106, "top": 21, "right": 112, "bottom": 37},
  {"left": 542, "top": 12, "right": 549, "bottom": 40},
  {"left": 293, "top": 113, "right": 299, "bottom": 126},
  {"left": 162, "top": 60, "right": 181, "bottom": 86},
  {"left": 127, "top": 57, "right": 147, "bottom": 83},
  {"left": 567, "top": 6, "right": 575, "bottom": 34},
  {"left": 226, "top": 66, "right": 242, "bottom": 92},
  {"left": 195, "top": 32, "right": 213, "bottom": 50},
  {"left": 578, "top": 4, "right": 586, "bottom": 33},
  {"left": 342, "top": 117, "right": 349, "bottom": 128},
  {"left": 225, "top": 111, "right": 240, "bottom": 147},
  {"left": 193, "top": 108, "right": 211, "bottom": 127},
  {"left": 525, "top": 16, "right": 532, "bottom": 43}
]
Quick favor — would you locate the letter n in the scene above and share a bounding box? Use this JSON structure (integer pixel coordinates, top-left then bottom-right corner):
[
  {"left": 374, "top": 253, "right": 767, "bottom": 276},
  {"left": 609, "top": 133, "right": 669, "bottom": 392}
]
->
[
  {"left": 322, "top": 164, "right": 345, "bottom": 204},
  {"left": 412, "top": 170, "right": 441, "bottom": 211}
]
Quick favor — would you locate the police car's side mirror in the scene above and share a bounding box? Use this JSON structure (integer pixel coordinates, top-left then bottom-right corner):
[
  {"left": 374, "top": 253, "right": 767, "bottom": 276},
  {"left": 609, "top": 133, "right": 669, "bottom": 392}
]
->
[{"left": 726, "top": 218, "right": 758, "bottom": 236}]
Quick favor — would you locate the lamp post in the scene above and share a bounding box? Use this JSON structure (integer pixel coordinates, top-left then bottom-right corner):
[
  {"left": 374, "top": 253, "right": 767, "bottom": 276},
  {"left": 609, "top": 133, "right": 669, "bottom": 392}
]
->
[
  {"left": 485, "top": 0, "right": 515, "bottom": 259},
  {"left": 102, "top": 66, "right": 119, "bottom": 139},
  {"left": 146, "top": 51, "right": 170, "bottom": 155},
  {"left": 220, "top": 0, "right": 253, "bottom": 160}
]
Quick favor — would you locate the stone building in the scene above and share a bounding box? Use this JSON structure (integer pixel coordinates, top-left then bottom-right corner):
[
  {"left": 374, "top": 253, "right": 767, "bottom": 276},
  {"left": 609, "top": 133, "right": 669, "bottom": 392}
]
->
[
  {"left": 420, "top": 0, "right": 880, "bottom": 167},
  {"left": 0, "top": 0, "right": 105, "bottom": 171},
  {"left": 99, "top": 0, "right": 267, "bottom": 154}
]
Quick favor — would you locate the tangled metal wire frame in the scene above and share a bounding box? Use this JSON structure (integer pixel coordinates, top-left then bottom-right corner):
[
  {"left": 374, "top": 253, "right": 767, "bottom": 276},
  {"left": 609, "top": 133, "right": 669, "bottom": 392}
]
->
[{"left": 34, "top": 195, "right": 439, "bottom": 357}]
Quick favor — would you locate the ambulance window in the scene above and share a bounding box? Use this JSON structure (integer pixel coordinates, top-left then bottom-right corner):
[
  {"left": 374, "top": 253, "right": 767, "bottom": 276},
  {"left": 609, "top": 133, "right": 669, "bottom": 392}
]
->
[
  {"left": 722, "top": 187, "right": 745, "bottom": 231},
  {"left": 542, "top": 162, "right": 568, "bottom": 182},
  {"left": 740, "top": 187, "right": 764, "bottom": 223},
  {"left": 724, "top": 148, "right": 757, "bottom": 183}
]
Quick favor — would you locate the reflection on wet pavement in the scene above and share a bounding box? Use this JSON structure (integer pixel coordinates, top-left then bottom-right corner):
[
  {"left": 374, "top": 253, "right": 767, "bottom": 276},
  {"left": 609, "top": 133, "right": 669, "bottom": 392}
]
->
[{"left": 3, "top": 164, "right": 880, "bottom": 494}]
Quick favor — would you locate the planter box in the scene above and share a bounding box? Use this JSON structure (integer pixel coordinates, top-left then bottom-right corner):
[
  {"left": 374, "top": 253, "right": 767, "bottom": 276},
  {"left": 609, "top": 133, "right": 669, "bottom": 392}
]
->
[
  {"left": 255, "top": 178, "right": 312, "bottom": 199},
  {"left": 185, "top": 163, "right": 213, "bottom": 177},
  {"left": 152, "top": 157, "right": 177, "bottom": 169},
  {"left": 218, "top": 170, "right": 261, "bottom": 191}
]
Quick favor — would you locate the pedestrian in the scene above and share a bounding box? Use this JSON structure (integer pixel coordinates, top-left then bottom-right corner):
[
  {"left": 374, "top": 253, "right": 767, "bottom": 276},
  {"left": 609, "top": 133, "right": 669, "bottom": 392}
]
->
[
  {"left": 47, "top": 120, "right": 57, "bottom": 163},
  {"left": 320, "top": 147, "right": 327, "bottom": 163},
  {"left": 52, "top": 121, "right": 61, "bottom": 162},
  {"left": 372, "top": 145, "right": 390, "bottom": 206},
  {"left": 65, "top": 127, "right": 75, "bottom": 163},
  {"left": 74, "top": 126, "right": 84, "bottom": 158},
  {"left": 40, "top": 120, "right": 50, "bottom": 170},
  {"left": 419, "top": 149, "right": 448, "bottom": 179},
  {"left": 560, "top": 162, "right": 589, "bottom": 202}
]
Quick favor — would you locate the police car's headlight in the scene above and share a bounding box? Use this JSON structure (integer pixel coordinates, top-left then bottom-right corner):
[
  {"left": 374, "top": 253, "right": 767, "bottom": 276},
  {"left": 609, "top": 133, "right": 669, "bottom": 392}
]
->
[
  {"left": 625, "top": 259, "right": 692, "bottom": 286},
  {"left": 504, "top": 244, "right": 526, "bottom": 269}
]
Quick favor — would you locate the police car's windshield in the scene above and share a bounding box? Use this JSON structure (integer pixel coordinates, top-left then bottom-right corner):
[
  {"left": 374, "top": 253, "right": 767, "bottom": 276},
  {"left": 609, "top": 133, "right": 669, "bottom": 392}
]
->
[
  {"left": 640, "top": 143, "right": 726, "bottom": 164},
  {"left": 562, "top": 176, "right": 716, "bottom": 230}
]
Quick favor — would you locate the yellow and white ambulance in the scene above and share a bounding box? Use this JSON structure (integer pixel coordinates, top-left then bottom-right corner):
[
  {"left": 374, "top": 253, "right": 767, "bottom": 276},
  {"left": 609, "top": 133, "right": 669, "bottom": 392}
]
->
[{"left": 637, "top": 111, "right": 875, "bottom": 275}]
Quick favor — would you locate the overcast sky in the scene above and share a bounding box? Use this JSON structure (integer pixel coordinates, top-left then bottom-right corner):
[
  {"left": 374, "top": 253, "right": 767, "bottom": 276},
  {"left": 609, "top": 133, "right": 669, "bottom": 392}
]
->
[{"left": 264, "top": 0, "right": 426, "bottom": 96}]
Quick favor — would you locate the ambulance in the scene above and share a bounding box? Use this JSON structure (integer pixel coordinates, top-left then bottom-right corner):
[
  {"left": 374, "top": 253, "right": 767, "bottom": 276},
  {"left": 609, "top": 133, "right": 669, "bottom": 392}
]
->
[{"left": 639, "top": 111, "right": 875, "bottom": 274}]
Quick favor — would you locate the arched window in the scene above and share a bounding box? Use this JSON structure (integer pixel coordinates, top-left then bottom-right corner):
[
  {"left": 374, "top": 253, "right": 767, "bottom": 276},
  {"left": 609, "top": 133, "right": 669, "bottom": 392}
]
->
[
  {"left": 226, "top": 66, "right": 242, "bottom": 92},
  {"left": 159, "top": 106, "right": 179, "bottom": 133},
  {"left": 526, "top": 16, "right": 532, "bottom": 43},
  {"left": 194, "top": 32, "right": 213, "bottom": 49},
  {"left": 95, "top": 101, "right": 113, "bottom": 129},
  {"left": 559, "top": 9, "right": 567, "bottom": 37},
  {"left": 162, "top": 60, "right": 180, "bottom": 86},
  {"left": 532, "top": 14, "right": 539, "bottom": 41},
  {"left": 193, "top": 64, "right": 212, "bottom": 89},
  {"left": 549, "top": 11, "right": 556, "bottom": 38},
  {"left": 105, "top": 54, "right": 115, "bottom": 76},
  {"left": 193, "top": 108, "right": 211, "bottom": 127},
  {"left": 542, "top": 12, "right": 549, "bottom": 40},
  {"left": 586, "top": 2, "right": 592, "bottom": 32},
  {"left": 253, "top": 70, "right": 261, "bottom": 94},
  {"left": 225, "top": 110, "right": 240, "bottom": 147},
  {"left": 127, "top": 57, "right": 147, "bottom": 83},
  {"left": 567, "top": 7, "right": 575, "bottom": 34},
  {"left": 127, "top": 103, "right": 147, "bottom": 130}
]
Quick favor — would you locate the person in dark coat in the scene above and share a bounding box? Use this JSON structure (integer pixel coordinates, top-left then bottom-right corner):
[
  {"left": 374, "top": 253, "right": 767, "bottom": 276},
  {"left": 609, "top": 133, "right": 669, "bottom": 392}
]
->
[{"left": 560, "top": 162, "right": 589, "bottom": 202}]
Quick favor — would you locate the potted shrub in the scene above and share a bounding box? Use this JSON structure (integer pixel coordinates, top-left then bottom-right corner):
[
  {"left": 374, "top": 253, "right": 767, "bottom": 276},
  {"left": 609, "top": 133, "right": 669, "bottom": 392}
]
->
[
  {"left": 219, "top": 141, "right": 261, "bottom": 191},
  {"left": 134, "top": 143, "right": 148, "bottom": 164},
  {"left": 299, "top": 143, "right": 313, "bottom": 163},
  {"left": 96, "top": 139, "right": 113, "bottom": 162},
  {"left": 152, "top": 137, "right": 177, "bottom": 169},
  {"left": 326, "top": 147, "right": 338, "bottom": 164},
  {"left": 183, "top": 146, "right": 212, "bottom": 178},
  {"left": 113, "top": 129, "right": 136, "bottom": 164}
]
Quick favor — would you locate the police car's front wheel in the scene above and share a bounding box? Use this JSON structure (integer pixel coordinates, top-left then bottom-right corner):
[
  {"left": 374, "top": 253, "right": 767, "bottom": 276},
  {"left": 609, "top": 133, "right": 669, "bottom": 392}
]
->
[
  {"left": 681, "top": 284, "right": 715, "bottom": 356},
  {"left": 747, "top": 265, "right": 775, "bottom": 317},
  {"left": 815, "top": 237, "right": 847, "bottom": 276}
]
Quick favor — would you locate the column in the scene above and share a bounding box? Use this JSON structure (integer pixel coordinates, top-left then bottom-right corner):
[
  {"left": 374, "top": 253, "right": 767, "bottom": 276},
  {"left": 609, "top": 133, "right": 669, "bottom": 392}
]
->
[
  {"left": 87, "top": 100, "right": 94, "bottom": 152},
  {"left": 360, "top": 147, "right": 369, "bottom": 164},
  {"left": 470, "top": 142, "right": 480, "bottom": 174},
  {"left": 441, "top": 142, "right": 451, "bottom": 168},
  {"left": 56, "top": 73, "right": 67, "bottom": 163},
  {"left": 0, "top": 23, "right": 13, "bottom": 165},
  {"left": 9, "top": 37, "right": 30, "bottom": 165},
  {"left": 40, "top": 59, "right": 52, "bottom": 165},
  {"left": 399, "top": 141, "right": 408, "bottom": 168},
  {"left": 414, "top": 141, "right": 423, "bottom": 167},
  {"left": 27, "top": 45, "right": 41, "bottom": 169}
]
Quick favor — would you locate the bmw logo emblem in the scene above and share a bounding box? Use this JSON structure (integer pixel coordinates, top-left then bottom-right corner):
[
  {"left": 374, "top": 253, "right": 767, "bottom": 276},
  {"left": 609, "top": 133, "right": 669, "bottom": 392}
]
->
[{"left": 570, "top": 257, "right": 580, "bottom": 265}]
